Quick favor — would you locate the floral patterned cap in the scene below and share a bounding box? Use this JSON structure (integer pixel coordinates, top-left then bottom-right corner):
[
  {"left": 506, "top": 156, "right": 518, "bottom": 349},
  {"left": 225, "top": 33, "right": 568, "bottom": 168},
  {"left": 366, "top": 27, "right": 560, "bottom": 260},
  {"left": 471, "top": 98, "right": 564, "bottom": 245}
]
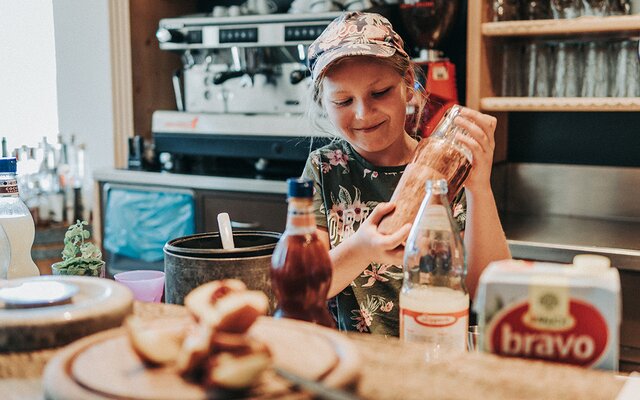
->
[{"left": 307, "top": 11, "right": 409, "bottom": 82}]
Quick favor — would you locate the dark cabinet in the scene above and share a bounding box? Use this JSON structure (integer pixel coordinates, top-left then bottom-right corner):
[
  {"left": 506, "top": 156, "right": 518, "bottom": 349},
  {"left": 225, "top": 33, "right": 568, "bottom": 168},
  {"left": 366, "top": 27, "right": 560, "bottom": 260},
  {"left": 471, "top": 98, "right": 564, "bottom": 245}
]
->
[{"left": 198, "top": 190, "right": 287, "bottom": 233}]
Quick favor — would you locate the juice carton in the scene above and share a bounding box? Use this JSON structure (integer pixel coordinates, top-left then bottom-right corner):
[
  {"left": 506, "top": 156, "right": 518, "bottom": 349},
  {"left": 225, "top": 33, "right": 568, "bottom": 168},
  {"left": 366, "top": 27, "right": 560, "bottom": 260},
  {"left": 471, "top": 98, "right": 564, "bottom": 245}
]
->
[{"left": 473, "top": 255, "right": 621, "bottom": 370}]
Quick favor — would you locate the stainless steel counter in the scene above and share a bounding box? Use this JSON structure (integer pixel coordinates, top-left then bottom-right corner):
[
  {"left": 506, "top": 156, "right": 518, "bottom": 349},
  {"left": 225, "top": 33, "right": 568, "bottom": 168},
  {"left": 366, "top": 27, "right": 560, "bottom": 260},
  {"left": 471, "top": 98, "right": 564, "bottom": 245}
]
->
[
  {"left": 502, "top": 213, "right": 640, "bottom": 271},
  {"left": 93, "top": 169, "right": 287, "bottom": 194}
]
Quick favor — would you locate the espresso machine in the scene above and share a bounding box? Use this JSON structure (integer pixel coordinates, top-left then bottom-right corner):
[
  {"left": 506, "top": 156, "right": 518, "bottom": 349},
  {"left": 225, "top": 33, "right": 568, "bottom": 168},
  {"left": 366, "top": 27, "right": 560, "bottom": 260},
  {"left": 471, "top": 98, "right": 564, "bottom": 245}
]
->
[
  {"left": 152, "top": 12, "right": 341, "bottom": 178},
  {"left": 398, "top": 0, "right": 460, "bottom": 138}
]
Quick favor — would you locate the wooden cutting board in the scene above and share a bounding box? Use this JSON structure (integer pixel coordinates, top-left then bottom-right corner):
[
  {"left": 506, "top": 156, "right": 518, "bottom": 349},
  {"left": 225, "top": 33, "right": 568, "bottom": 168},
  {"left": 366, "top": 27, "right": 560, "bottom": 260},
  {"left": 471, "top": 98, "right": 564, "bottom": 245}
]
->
[{"left": 43, "top": 316, "right": 360, "bottom": 400}]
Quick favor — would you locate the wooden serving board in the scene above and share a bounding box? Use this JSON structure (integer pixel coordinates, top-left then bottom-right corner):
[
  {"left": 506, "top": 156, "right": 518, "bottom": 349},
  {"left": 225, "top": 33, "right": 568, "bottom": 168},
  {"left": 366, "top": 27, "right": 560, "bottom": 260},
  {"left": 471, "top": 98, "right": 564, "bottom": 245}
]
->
[{"left": 43, "top": 317, "right": 360, "bottom": 400}]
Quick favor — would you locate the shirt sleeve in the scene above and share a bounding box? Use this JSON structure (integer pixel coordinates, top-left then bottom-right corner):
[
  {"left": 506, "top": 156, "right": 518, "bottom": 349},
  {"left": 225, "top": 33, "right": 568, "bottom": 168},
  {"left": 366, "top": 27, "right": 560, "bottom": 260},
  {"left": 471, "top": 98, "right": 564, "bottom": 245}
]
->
[{"left": 302, "top": 151, "right": 328, "bottom": 229}]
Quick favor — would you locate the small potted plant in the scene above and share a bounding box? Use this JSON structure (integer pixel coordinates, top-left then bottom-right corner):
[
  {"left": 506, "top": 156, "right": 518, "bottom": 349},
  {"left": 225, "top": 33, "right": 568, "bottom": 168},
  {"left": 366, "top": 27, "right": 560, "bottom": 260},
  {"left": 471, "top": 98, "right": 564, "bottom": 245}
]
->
[{"left": 51, "top": 220, "right": 105, "bottom": 277}]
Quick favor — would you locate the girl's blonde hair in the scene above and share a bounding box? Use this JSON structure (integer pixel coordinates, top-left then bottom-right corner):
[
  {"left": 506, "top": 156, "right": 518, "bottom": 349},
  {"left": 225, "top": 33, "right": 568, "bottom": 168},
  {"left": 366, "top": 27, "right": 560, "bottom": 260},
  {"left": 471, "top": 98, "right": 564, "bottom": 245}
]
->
[{"left": 307, "top": 54, "right": 428, "bottom": 139}]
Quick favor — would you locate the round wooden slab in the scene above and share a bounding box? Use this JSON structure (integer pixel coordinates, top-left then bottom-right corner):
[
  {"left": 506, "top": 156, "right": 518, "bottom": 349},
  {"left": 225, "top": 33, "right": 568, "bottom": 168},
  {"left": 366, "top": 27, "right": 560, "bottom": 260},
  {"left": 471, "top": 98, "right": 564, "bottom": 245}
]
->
[{"left": 44, "top": 316, "right": 360, "bottom": 400}]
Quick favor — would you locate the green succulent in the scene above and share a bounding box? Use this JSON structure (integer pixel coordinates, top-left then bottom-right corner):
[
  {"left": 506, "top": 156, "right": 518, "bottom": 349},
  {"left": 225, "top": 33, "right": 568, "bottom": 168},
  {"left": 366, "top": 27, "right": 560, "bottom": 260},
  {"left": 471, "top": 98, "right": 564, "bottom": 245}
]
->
[{"left": 53, "top": 220, "right": 104, "bottom": 276}]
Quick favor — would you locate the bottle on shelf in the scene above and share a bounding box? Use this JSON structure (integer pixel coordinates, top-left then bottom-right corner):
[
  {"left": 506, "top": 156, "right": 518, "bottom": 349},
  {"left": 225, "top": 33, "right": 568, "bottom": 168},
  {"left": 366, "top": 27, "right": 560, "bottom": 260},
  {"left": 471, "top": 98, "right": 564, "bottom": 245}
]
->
[
  {"left": 400, "top": 179, "right": 469, "bottom": 361},
  {"left": 0, "top": 157, "right": 40, "bottom": 279},
  {"left": 270, "top": 178, "right": 335, "bottom": 328}
]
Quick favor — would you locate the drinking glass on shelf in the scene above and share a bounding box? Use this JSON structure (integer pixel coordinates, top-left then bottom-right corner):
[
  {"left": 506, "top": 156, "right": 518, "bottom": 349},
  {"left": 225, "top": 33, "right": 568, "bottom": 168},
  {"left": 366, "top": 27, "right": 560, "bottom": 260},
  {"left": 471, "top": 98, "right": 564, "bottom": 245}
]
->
[
  {"left": 551, "top": 0, "right": 583, "bottom": 18},
  {"left": 500, "top": 40, "right": 524, "bottom": 96},
  {"left": 626, "top": 39, "right": 640, "bottom": 97},
  {"left": 582, "top": 40, "right": 610, "bottom": 97},
  {"left": 581, "top": 0, "right": 610, "bottom": 15},
  {"left": 609, "top": 0, "right": 631, "bottom": 15},
  {"left": 610, "top": 40, "right": 625, "bottom": 97},
  {"left": 522, "top": 0, "right": 551, "bottom": 19},
  {"left": 521, "top": 3, "right": 553, "bottom": 97},
  {"left": 524, "top": 41, "right": 553, "bottom": 97},
  {"left": 492, "top": 0, "right": 521, "bottom": 21},
  {"left": 552, "top": 40, "right": 582, "bottom": 97}
]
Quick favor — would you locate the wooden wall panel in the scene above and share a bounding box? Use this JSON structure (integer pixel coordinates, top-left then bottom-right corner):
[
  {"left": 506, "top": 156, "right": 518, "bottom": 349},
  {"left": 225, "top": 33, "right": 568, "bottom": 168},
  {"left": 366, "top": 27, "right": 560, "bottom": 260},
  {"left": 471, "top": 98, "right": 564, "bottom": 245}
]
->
[{"left": 129, "top": 0, "right": 197, "bottom": 141}]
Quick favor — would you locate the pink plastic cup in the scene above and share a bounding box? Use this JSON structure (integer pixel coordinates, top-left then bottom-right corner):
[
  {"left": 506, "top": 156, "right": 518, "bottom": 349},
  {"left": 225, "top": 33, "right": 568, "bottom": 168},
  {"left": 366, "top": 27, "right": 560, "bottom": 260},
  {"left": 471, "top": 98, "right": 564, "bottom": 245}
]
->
[{"left": 114, "top": 270, "right": 165, "bottom": 302}]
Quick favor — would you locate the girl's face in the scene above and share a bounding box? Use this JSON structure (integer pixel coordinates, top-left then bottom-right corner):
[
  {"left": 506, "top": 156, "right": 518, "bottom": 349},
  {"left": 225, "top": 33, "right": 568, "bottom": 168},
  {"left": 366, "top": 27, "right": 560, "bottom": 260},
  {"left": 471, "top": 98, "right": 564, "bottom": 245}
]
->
[{"left": 320, "top": 57, "right": 415, "bottom": 166}]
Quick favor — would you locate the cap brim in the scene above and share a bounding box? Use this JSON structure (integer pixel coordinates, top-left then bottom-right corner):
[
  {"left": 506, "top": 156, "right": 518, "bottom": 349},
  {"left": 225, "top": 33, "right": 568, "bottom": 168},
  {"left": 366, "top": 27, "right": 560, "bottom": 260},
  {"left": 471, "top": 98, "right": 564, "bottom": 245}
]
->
[{"left": 311, "top": 45, "right": 397, "bottom": 81}]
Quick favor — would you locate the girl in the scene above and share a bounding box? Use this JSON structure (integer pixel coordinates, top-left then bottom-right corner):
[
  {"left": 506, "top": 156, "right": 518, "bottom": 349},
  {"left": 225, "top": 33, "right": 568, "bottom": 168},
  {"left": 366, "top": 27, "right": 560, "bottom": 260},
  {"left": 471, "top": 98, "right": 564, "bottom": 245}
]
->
[{"left": 303, "top": 11, "right": 511, "bottom": 336}]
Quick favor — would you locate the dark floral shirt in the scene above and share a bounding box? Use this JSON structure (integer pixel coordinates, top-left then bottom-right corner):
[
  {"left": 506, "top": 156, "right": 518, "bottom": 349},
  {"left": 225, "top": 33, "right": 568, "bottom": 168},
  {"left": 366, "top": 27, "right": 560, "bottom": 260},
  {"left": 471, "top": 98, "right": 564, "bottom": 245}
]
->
[{"left": 303, "top": 139, "right": 466, "bottom": 337}]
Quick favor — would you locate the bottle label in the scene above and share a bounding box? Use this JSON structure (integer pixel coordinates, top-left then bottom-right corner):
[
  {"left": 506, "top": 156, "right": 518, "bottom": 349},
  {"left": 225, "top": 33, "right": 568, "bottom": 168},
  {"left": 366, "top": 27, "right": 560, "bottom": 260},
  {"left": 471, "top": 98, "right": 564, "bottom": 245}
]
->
[
  {"left": 286, "top": 204, "right": 315, "bottom": 235},
  {"left": 400, "top": 307, "right": 469, "bottom": 352},
  {"left": 422, "top": 205, "right": 450, "bottom": 231},
  {"left": 0, "top": 178, "right": 18, "bottom": 196}
]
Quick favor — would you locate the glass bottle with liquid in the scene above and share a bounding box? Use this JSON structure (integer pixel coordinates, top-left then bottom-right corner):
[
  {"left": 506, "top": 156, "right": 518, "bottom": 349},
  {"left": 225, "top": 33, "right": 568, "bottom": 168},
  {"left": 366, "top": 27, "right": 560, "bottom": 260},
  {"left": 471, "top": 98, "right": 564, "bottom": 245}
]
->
[
  {"left": 378, "top": 104, "right": 472, "bottom": 235},
  {"left": 270, "top": 178, "right": 335, "bottom": 328},
  {"left": 400, "top": 179, "right": 468, "bottom": 361},
  {"left": 0, "top": 157, "right": 40, "bottom": 279}
]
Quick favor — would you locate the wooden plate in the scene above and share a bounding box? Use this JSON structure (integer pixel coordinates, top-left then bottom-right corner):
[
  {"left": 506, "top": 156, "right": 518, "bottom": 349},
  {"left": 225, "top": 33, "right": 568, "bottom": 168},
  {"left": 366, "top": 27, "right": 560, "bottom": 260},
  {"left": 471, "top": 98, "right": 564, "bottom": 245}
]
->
[
  {"left": 0, "top": 276, "right": 133, "bottom": 352},
  {"left": 43, "top": 316, "right": 360, "bottom": 400}
]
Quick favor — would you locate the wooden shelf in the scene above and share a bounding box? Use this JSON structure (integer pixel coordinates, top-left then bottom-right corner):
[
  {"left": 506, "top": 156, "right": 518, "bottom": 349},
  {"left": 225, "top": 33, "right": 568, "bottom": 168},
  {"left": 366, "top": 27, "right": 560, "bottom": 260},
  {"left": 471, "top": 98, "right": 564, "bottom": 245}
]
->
[
  {"left": 482, "top": 15, "right": 640, "bottom": 38},
  {"left": 480, "top": 97, "right": 640, "bottom": 112}
]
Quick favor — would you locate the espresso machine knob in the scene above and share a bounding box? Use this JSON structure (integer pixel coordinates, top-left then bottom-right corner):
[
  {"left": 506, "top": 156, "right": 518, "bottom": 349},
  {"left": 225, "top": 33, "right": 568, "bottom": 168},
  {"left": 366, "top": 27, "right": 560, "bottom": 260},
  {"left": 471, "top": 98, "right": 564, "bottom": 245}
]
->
[{"left": 156, "top": 28, "right": 185, "bottom": 43}]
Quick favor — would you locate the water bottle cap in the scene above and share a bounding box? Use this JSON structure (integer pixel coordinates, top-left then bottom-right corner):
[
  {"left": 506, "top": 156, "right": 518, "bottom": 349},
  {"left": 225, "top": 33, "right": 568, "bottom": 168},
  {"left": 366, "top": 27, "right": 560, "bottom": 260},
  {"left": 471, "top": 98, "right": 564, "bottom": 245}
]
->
[
  {"left": 426, "top": 179, "right": 448, "bottom": 193},
  {"left": 287, "top": 177, "right": 313, "bottom": 198},
  {"left": 0, "top": 157, "right": 17, "bottom": 173}
]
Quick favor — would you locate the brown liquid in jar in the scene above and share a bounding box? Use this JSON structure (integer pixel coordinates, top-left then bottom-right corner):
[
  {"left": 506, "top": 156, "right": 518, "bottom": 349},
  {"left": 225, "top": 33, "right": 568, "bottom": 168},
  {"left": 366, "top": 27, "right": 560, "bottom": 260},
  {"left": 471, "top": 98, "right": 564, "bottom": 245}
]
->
[
  {"left": 378, "top": 137, "right": 471, "bottom": 235},
  {"left": 270, "top": 232, "right": 335, "bottom": 328}
]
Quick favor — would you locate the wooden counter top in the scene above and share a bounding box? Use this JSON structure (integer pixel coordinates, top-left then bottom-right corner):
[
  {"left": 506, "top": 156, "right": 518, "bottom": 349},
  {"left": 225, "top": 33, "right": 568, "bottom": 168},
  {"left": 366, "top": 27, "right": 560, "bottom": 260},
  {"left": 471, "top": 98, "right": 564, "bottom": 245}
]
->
[{"left": 0, "top": 302, "right": 629, "bottom": 400}]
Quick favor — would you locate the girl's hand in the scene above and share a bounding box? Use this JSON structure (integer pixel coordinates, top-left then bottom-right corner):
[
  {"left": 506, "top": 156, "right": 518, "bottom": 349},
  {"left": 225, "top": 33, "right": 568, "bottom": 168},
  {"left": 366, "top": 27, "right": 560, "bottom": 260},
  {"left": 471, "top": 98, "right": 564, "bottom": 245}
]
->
[
  {"left": 349, "top": 202, "right": 412, "bottom": 266},
  {"left": 453, "top": 107, "right": 497, "bottom": 193}
]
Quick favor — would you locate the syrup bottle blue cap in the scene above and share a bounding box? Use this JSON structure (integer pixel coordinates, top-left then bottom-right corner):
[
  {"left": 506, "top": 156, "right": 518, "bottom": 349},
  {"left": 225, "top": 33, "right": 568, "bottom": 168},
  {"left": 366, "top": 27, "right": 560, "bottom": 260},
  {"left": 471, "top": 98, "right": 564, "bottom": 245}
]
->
[{"left": 287, "top": 178, "right": 313, "bottom": 198}]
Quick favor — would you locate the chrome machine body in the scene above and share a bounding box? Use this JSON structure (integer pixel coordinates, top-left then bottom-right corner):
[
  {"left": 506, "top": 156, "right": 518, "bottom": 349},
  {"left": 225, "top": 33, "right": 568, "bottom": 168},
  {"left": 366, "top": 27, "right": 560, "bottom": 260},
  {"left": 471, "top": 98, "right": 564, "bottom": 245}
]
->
[{"left": 153, "top": 12, "right": 341, "bottom": 177}]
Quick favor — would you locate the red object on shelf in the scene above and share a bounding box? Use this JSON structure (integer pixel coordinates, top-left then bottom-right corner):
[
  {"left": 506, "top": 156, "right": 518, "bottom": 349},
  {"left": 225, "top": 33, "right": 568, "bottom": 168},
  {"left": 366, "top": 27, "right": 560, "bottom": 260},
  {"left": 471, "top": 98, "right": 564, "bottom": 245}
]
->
[{"left": 420, "top": 59, "right": 459, "bottom": 138}]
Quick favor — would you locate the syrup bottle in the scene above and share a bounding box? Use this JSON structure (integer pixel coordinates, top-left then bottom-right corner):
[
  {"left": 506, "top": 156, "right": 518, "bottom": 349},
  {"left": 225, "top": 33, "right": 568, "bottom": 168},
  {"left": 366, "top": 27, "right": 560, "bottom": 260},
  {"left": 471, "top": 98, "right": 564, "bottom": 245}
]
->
[
  {"left": 0, "top": 157, "right": 40, "bottom": 279},
  {"left": 270, "top": 178, "right": 334, "bottom": 328},
  {"left": 400, "top": 179, "right": 468, "bottom": 360}
]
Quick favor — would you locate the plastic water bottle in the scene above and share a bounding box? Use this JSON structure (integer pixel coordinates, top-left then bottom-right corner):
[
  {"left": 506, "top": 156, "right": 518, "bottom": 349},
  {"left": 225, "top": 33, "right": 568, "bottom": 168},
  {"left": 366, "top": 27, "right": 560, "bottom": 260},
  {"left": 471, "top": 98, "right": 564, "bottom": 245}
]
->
[
  {"left": 400, "top": 179, "right": 468, "bottom": 361},
  {"left": 0, "top": 157, "right": 39, "bottom": 278}
]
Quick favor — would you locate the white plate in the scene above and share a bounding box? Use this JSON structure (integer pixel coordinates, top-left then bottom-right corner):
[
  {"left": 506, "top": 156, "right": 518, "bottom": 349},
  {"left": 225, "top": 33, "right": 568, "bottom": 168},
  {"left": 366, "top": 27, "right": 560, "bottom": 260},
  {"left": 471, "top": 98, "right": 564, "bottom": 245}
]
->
[
  {"left": 0, "top": 280, "right": 79, "bottom": 308},
  {"left": 0, "top": 275, "right": 134, "bottom": 351}
]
